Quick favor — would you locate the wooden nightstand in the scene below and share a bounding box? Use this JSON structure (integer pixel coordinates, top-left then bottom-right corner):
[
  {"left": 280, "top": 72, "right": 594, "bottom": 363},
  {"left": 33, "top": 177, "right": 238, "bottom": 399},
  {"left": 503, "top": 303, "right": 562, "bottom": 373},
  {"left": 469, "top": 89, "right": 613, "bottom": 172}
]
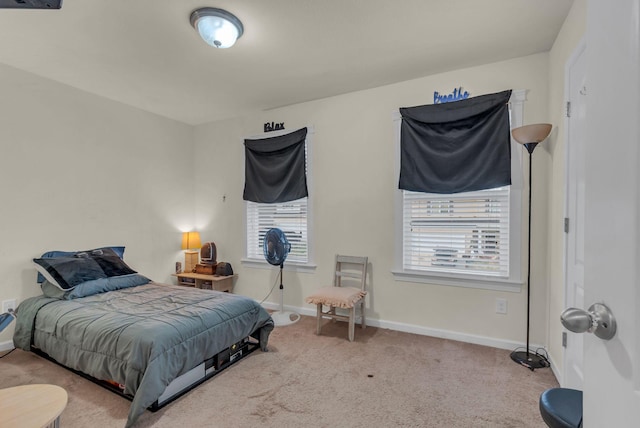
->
[{"left": 171, "top": 272, "right": 236, "bottom": 293}]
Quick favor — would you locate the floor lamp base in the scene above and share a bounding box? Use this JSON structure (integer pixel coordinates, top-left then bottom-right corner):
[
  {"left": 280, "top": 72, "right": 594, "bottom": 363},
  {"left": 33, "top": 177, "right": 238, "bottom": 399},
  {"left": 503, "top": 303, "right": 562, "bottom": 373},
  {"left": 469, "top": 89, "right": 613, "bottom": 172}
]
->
[{"left": 510, "top": 350, "right": 550, "bottom": 371}]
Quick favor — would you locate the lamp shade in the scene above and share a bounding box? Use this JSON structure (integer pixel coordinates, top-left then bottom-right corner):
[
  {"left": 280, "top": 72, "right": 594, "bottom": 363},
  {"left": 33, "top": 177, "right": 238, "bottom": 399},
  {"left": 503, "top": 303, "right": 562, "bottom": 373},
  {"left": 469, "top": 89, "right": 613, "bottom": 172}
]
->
[
  {"left": 181, "top": 232, "right": 202, "bottom": 250},
  {"left": 190, "top": 8, "right": 243, "bottom": 48},
  {"left": 511, "top": 123, "right": 552, "bottom": 145}
]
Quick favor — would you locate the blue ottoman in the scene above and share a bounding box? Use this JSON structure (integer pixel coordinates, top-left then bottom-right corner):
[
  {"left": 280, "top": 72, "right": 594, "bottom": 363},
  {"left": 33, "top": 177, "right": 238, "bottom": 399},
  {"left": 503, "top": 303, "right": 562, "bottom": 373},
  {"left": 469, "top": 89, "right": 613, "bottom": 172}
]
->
[{"left": 539, "top": 388, "right": 583, "bottom": 428}]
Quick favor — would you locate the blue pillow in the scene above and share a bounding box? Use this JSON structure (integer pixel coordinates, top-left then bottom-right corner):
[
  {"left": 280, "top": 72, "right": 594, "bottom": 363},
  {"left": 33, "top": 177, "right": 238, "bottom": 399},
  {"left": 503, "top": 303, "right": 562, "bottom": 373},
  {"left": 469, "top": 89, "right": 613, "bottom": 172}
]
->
[
  {"left": 40, "top": 273, "right": 150, "bottom": 299},
  {"left": 36, "top": 246, "right": 125, "bottom": 283},
  {"left": 34, "top": 248, "right": 136, "bottom": 290}
]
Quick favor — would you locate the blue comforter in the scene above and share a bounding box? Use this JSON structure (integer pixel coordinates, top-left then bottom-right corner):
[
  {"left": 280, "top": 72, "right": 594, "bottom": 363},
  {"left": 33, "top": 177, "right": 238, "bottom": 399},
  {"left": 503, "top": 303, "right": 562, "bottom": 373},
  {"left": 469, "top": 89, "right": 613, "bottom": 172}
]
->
[{"left": 13, "top": 282, "right": 273, "bottom": 427}]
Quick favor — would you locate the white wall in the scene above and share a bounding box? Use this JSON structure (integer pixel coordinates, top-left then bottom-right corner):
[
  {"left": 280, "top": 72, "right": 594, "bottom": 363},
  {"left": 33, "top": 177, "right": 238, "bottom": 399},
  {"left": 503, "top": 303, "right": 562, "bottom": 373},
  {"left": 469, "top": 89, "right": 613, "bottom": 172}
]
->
[
  {"left": 546, "top": 0, "right": 587, "bottom": 376},
  {"left": 0, "top": 63, "right": 194, "bottom": 344},
  {"left": 193, "top": 53, "right": 551, "bottom": 347}
]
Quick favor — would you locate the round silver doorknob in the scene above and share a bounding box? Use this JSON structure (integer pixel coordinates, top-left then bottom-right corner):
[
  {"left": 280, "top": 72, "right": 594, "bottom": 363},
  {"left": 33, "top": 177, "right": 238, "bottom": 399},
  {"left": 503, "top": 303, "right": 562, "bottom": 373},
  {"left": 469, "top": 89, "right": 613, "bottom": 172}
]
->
[
  {"left": 561, "top": 307, "right": 594, "bottom": 333},
  {"left": 560, "top": 303, "right": 616, "bottom": 340}
]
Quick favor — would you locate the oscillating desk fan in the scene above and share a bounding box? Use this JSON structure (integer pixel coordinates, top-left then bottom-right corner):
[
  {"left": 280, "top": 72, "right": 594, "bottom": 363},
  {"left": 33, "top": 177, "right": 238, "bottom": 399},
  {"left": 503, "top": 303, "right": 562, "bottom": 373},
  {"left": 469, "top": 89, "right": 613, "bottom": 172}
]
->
[{"left": 263, "top": 228, "right": 300, "bottom": 326}]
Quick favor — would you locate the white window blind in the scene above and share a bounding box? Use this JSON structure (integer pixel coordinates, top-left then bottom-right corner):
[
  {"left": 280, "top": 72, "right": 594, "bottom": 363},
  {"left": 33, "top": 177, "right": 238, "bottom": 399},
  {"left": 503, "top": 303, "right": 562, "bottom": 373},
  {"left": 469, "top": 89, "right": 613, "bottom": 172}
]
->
[
  {"left": 402, "top": 186, "right": 510, "bottom": 277},
  {"left": 246, "top": 198, "right": 309, "bottom": 263}
]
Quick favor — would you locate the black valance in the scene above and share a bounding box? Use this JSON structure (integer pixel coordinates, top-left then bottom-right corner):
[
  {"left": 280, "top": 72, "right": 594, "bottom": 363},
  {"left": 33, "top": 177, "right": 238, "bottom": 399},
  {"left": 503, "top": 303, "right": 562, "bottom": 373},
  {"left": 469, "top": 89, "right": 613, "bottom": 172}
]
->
[
  {"left": 243, "top": 127, "right": 308, "bottom": 203},
  {"left": 399, "top": 90, "right": 512, "bottom": 194}
]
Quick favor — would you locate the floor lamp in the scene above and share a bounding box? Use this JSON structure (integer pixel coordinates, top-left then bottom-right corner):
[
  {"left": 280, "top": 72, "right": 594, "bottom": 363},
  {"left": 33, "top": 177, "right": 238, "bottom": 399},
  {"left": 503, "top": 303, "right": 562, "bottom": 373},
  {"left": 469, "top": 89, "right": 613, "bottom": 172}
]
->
[{"left": 510, "top": 123, "right": 552, "bottom": 371}]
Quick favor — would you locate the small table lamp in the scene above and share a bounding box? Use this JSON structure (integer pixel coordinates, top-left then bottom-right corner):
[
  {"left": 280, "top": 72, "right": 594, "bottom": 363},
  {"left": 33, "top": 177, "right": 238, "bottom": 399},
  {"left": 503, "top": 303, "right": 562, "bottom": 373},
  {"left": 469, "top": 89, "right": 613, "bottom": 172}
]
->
[{"left": 181, "top": 231, "right": 202, "bottom": 273}]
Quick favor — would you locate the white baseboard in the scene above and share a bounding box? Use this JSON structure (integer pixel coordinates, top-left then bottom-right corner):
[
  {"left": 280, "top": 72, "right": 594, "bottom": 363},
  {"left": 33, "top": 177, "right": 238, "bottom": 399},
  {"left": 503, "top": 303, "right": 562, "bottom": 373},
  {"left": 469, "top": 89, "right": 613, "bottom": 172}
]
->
[
  {"left": 548, "top": 353, "right": 562, "bottom": 384},
  {"left": 0, "top": 340, "right": 14, "bottom": 352},
  {"left": 262, "top": 301, "right": 546, "bottom": 353}
]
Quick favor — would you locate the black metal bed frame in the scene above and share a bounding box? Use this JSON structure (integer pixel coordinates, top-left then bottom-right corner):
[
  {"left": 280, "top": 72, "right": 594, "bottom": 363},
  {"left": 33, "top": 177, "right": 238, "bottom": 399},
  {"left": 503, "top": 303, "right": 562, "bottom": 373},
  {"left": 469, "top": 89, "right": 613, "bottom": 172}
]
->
[{"left": 32, "top": 334, "right": 262, "bottom": 411}]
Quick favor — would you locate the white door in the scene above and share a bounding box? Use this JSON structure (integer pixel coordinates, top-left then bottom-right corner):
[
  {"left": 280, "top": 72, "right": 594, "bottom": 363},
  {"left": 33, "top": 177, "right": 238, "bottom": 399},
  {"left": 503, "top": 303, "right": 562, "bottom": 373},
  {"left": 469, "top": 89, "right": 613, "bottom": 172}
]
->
[
  {"left": 563, "top": 40, "right": 587, "bottom": 390},
  {"left": 582, "top": 0, "right": 640, "bottom": 426}
]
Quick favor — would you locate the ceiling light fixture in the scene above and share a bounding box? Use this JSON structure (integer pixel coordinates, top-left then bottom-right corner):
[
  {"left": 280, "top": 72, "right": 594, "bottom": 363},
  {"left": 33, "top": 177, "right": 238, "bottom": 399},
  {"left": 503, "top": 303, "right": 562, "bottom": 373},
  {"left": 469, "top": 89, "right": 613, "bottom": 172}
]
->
[{"left": 190, "top": 7, "right": 244, "bottom": 49}]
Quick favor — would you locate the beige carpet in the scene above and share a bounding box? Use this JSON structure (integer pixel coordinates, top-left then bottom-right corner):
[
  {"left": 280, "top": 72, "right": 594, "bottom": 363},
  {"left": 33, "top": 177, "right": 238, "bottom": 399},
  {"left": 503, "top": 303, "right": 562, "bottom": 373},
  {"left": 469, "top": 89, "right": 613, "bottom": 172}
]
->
[{"left": 0, "top": 315, "right": 558, "bottom": 427}]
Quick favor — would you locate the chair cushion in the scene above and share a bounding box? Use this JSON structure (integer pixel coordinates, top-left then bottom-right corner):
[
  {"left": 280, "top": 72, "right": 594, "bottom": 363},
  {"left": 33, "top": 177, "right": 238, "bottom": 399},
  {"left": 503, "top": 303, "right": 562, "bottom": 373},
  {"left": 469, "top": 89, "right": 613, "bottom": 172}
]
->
[
  {"left": 539, "top": 388, "right": 582, "bottom": 428},
  {"left": 306, "top": 286, "right": 366, "bottom": 309}
]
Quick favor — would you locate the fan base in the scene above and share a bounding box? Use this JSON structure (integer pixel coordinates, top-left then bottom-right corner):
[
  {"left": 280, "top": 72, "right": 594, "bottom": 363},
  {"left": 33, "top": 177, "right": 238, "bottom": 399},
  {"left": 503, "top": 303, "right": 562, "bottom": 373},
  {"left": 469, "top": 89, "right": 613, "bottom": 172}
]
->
[{"left": 272, "top": 311, "right": 300, "bottom": 326}]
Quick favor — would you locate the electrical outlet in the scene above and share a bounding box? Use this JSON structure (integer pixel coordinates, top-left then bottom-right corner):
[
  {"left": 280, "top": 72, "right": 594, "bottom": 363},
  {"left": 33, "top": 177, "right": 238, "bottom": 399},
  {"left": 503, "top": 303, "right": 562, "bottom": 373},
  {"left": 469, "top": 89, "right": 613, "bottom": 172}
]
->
[
  {"left": 495, "top": 298, "right": 507, "bottom": 314},
  {"left": 2, "top": 299, "right": 16, "bottom": 313}
]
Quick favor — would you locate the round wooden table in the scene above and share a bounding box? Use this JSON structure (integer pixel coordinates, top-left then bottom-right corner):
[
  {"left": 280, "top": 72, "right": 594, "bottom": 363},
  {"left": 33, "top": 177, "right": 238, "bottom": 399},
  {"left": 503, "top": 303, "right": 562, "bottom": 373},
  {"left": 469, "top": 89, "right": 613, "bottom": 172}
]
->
[{"left": 0, "top": 384, "right": 68, "bottom": 427}]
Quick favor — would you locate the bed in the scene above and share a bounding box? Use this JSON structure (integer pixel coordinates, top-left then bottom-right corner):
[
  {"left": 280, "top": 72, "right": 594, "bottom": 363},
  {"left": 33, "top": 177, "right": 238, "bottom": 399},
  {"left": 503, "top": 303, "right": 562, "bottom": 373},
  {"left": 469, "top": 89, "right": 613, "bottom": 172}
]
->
[{"left": 13, "top": 247, "right": 274, "bottom": 427}]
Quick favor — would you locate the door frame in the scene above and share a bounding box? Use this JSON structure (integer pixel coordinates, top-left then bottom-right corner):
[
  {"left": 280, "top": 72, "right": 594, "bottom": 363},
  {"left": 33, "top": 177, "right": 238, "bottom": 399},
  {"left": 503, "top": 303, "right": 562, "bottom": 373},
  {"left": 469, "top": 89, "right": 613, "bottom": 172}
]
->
[{"left": 562, "top": 36, "right": 586, "bottom": 387}]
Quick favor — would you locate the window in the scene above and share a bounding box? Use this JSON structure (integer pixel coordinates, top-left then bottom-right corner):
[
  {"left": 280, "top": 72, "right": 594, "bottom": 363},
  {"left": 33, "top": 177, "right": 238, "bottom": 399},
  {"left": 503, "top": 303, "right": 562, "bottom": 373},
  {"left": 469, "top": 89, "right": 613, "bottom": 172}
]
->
[
  {"left": 402, "top": 187, "right": 510, "bottom": 276},
  {"left": 243, "top": 127, "right": 315, "bottom": 269},
  {"left": 393, "top": 90, "right": 526, "bottom": 290},
  {"left": 246, "top": 198, "right": 309, "bottom": 263}
]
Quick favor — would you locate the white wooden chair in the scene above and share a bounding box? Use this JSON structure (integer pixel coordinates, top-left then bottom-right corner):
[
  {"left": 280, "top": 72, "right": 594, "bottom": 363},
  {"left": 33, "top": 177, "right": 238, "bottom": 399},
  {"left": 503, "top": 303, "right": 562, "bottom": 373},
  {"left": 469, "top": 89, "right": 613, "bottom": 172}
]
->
[{"left": 305, "top": 255, "right": 368, "bottom": 341}]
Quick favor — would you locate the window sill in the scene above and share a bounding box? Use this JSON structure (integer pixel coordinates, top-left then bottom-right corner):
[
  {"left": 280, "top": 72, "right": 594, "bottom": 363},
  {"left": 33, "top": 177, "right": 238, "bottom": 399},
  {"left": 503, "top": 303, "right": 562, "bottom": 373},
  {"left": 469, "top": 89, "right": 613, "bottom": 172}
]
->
[
  {"left": 391, "top": 269, "right": 522, "bottom": 292},
  {"left": 241, "top": 258, "right": 317, "bottom": 273}
]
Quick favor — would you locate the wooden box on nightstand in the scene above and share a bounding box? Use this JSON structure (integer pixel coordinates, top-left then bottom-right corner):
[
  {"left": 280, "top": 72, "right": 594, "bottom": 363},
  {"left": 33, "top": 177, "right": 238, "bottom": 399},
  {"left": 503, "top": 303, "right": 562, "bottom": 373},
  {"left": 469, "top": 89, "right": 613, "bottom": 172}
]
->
[{"left": 171, "top": 272, "right": 236, "bottom": 293}]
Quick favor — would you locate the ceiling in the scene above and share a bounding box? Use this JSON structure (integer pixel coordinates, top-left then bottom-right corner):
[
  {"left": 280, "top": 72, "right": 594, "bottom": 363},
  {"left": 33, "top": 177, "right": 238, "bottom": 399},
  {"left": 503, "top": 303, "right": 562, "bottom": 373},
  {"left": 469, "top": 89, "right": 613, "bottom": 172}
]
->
[{"left": 0, "top": 0, "right": 573, "bottom": 125}]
